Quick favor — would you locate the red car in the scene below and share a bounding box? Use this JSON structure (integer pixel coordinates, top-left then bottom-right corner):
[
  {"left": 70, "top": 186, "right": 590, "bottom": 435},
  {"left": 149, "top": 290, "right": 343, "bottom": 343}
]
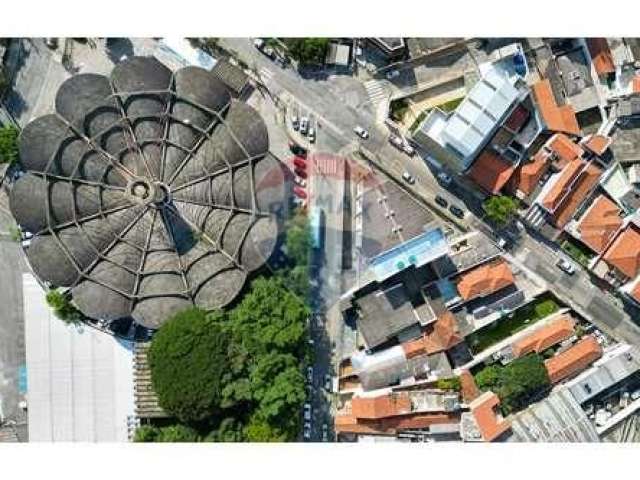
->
[
  {"left": 293, "top": 186, "right": 308, "bottom": 199},
  {"left": 294, "top": 168, "right": 308, "bottom": 179},
  {"left": 293, "top": 156, "right": 307, "bottom": 170}
]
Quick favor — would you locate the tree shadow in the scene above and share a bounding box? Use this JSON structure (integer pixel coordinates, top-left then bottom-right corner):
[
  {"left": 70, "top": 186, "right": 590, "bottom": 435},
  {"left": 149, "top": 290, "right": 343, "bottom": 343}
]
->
[{"left": 105, "top": 38, "right": 135, "bottom": 64}]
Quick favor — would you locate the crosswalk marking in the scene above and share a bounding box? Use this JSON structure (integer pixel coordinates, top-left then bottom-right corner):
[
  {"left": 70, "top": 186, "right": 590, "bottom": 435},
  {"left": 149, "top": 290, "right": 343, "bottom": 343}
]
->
[
  {"left": 524, "top": 205, "right": 547, "bottom": 228},
  {"left": 258, "top": 67, "right": 274, "bottom": 83},
  {"left": 363, "top": 79, "right": 389, "bottom": 105}
]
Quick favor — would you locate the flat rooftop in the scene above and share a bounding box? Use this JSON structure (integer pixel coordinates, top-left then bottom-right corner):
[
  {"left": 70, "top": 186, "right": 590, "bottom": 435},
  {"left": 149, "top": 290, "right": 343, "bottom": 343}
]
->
[{"left": 612, "top": 118, "right": 640, "bottom": 164}]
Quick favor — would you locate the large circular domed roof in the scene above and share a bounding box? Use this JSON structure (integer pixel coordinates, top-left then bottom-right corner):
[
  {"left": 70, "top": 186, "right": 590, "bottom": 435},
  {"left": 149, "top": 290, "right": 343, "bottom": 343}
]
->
[{"left": 10, "top": 56, "right": 286, "bottom": 329}]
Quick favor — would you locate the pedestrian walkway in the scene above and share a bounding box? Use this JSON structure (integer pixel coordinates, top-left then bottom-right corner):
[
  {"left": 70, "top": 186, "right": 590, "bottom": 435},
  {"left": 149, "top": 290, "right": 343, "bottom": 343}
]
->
[
  {"left": 258, "top": 66, "right": 274, "bottom": 84},
  {"left": 524, "top": 204, "right": 547, "bottom": 228},
  {"left": 363, "top": 79, "right": 390, "bottom": 121}
]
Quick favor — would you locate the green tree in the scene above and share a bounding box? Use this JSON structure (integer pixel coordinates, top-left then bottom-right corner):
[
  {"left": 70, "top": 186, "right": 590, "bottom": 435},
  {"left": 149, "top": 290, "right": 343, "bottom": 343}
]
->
[
  {"left": 46, "top": 289, "right": 82, "bottom": 324},
  {"left": 283, "top": 38, "right": 329, "bottom": 65},
  {"left": 244, "top": 415, "right": 287, "bottom": 442},
  {"left": 0, "top": 125, "right": 19, "bottom": 165},
  {"left": 149, "top": 307, "right": 231, "bottom": 424},
  {"left": 482, "top": 195, "right": 519, "bottom": 226},
  {"left": 205, "top": 417, "right": 245, "bottom": 442},
  {"left": 133, "top": 425, "right": 160, "bottom": 442},
  {"left": 155, "top": 424, "right": 200, "bottom": 442}
]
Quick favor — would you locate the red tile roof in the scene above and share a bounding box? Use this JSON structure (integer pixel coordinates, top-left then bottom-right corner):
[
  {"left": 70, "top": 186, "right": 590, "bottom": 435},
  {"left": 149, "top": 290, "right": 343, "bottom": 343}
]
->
[
  {"left": 576, "top": 194, "right": 623, "bottom": 254},
  {"left": 544, "top": 335, "right": 603, "bottom": 384},
  {"left": 351, "top": 393, "right": 412, "bottom": 419},
  {"left": 402, "top": 311, "right": 462, "bottom": 358},
  {"left": 634, "top": 74, "right": 640, "bottom": 94},
  {"left": 541, "top": 159, "right": 585, "bottom": 212},
  {"left": 582, "top": 134, "right": 612, "bottom": 156},
  {"left": 586, "top": 38, "right": 615, "bottom": 76},
  {"left": 631, "top": 282, "right": 640, "bottom": 305},
  {"left": 603, "top": 224, "right": 640, "bottom": 279},
  {"left": 551, "top": 162, "right": 602, "bottom": 228},
  {"left": 532, "top": 80, "right": 580, "bottom": 135},
  {"left": 547, "top": 133, "right": 585, "bottom": 169},
  {"left": 507, "top": 148, "right": 550, "bottom": 197},
  {"left": 468, "top": 150, "right": 516, "bottom": 194},
  {"left": 470, "top": 391, "right": 511, "bottom": 441},
  {"left": 334, "top": 412, "right": 460, "bottom": 435},
  {"left": 457, "top": 259, "right": 515, "bottom": 301},
  {"left": 512, "top": 315, "right": 575, "bottom": 358},
  {"left": 459, "top": 370, "right": 480, "bottom": 404}
]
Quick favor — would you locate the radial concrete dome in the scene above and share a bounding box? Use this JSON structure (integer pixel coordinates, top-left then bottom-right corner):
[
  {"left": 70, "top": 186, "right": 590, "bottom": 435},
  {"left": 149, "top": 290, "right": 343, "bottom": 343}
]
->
[{"left": 10, "top": 56, "right": 286, "bottom": 329}]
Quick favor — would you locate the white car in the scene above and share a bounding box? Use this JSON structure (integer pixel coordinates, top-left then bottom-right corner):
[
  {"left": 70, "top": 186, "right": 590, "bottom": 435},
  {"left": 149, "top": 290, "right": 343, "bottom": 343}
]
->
[
  {"left": 291, "top": 115, "right": 299, "bottom": 131},
  {"left": 631, "top": 390, "right": 640, "bottom": 401},
  {"left": 300, "top": 117, "right": 309, "bottom": 135},
  {"left": 254, "top": 38, "right": 265, "bottom": 49},
  {"left": 303, "top": 403, "right": 312, "bottom": 421},
  {"left": 306, "top": 366, "right": 314, "bottom": 383},
  {"left": 303, "top": 422, "right": 312, "bottom": 440},
  {"left": 402, "top": 171, "right": 415, "bottom": 184},
  {"left": 437, "top": 172, "right": 453, "bottom": 185},
  {"left": 308, "top": 127, "right": 316, "bottom": 143},
  {"left": 556, "top": 258, "right": 576, "bottom": 275},
  {"left": 322, "top": 424, "right": 328, "bottom": 442},
  {"left": 294, "top": 176, "right": 307, "bottom": 188},
  {"left": 354, "top": 126, "right": 369, "bottom": 139},
  {"left": 386, "top": 70, "right": 400, "bottom": 80}
]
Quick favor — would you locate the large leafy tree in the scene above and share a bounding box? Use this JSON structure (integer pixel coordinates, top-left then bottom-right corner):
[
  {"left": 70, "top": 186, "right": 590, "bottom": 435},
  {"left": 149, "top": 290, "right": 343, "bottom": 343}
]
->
[
  {"left": 149, "top": 307, "right": 231, "bottom": 424},
  {"left": 482, "top": 195, "right": 519, "bottom": 226},
  {"left": 133, "top": 424, "right": 200, "bottom": 442},
  {"left": 283, "top": 38, "right": 329, "bottom": 65}
]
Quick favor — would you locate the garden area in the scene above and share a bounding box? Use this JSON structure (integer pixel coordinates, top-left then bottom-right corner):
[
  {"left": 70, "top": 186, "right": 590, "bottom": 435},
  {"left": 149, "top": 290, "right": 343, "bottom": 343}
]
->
[
  {"left": 466, "top": 296, "right": 560, "bottom": 355},
  {"left": 561, "top": 238, "right": 594, "bottom": 268},
  {"left": 474, "top": 353, "right": 551, "bottom": 415}
]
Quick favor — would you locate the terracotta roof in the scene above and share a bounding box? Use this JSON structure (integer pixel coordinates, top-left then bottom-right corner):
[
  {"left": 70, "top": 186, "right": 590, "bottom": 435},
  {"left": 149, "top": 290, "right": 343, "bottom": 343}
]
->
[
  {"left": 468, "top": 149, "right": 516, "bottom": 194},
  {"left": 532, "top": 80, "right": 580, "bottom": 135},
  {"left": 351, "top": 393, "right": 412, "bottom": 419},
  {"left": 540, "top": 159, "right": 583, "bottom": 211},
  {"left": 582, "top": 134, "right": 612, "bottom": 157},
  {"left": 469, "top": 391, "right": 511, "bottom": 441},
  {"left": 634, "top": 75, "right": 640, "bottom": 94},
  {"left": 512, "top": 315, "right": 575, "bottom": 358},
  {"left": 459, "top": 370, "right": 480, "bottom": 404},
  {"left": 576, "top": 194, "right": 623, "bottom": 254},
  {"left": 631, "top": 282, "right": 640, "bottom": 304},
  {"left": 544, "top": 335, "right": 603, "bottom": 384},
  {"left": 586, "top": 38, "right": 615, "bottom": 76},
  {"left": 547, "top": 133, "right": 585, "bottom": 169},
  {"left": 334, "top": 412, "right": 459, "bottom": 435},
  {"left": 507, "top": 148, "right": 550, "bottom": 196},
  {"left": 603, "top": 224, "right": 640, "bottom": 279},
  {"left": 457, "top": 259, "right": 515, "bottom": 301},
  {"left": 402, "top": 311, "right": 463, "bottom": 358},
  {"left": 504, "top": 103, "right": 530, "bottom": 132},
  {"left": 551, "top": 162, "right": 602, "bottom": 228}
]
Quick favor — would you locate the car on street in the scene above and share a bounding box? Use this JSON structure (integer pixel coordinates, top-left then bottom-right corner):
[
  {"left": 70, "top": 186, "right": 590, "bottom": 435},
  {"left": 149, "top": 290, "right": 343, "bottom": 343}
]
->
[
  {"left": 294, "top": 176, "right": 307, "bottom": 188},
  {"left": 386, "top": 70, "right": 400, "bottom": 80},
  {"left": 295, "top": 168, "right": 307, "bottom": 179},
  {"left": 293, "top": 186, "right": 308, "bottom": 199},
  {"left": 354, "top": 126, "right": 369, "bottom": 139},
  {"left": 631, "top": 390, "right": 640, "bottom": 401},
  {"left": 291, "top": 115, "right": 299, "bottom": 131},
  {"left": 390, "top": 134, "right": 414, "bottom": 155},
  {"left": 253, "top": 38, "right": 265, "bottom": 49},
  {"left": 437, "top": 171, "right": 453, "bottom": 185},
  {"left": 289, "top": 142, "right": 307, "bottom": 157},
  {"left": 324, "top": 374, "right": 332, "bottom": 392},
  {"left": 293, "top": 156, "right": 307, "bottom": 170},
  {"left": 300, "top": 117, "right": 309, "bottom": 135},
  {"left": 449, "top": 204, "right": 465, "bottom": 219},
  {"left": 435, "top": 195, "right": 448, "bottom": 208},
  {"left": 306, "top": 366, "right": 314, "bottom": 383},
  {"left": 308, "top": 127, "right": 316, "bottom": 143},
  {"left": 303, "top": 422, "right": 311, "bottom": 440},
  {"left": 45, "top": 38, "right": 59, "bottom": 49},
  {"left": 303, "top": 403, "right": 312, "bottom": 421},
  {"left": 556, "top": 258, "right": 576, "bottom": 275},
  {"left": 322, "top": 424, "right": 328, "bottom": 442},
  {"left": 402, "top": 171, "right": 415, "bottom": 184}
]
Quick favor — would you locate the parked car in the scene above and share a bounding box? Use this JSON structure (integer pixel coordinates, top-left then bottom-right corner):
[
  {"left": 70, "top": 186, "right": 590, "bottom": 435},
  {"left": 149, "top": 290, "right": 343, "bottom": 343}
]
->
[
  {"left": 253, "top": 38, "right": 265, "bottom": 49},
  {"left": 303, "top": 403, "right": 312, "bottom": 421},
  {"left": 300, "top": 117, "right": 309, "bottom": 135},
  {"left": 294, "top": 168, "right": 308, "bottom": 179},
  {"left": 631, "top": 390, "right": 640, "bottom": 401},
  {"left": 294, "top": 176, "right": 307, "bottom": 188},
  {"left": 402, "top": 171, "right": 415, "bottom": 184},
  {"left": 306, "top": 366, "right": 314, "bottom": 383},
  {"left": 293, "top": 156, "right": 307, "bottom": 170},
  {"left": 402, "top": 143, "right": 415, "bottom": 156},
  {"left": 308, "top": 127, "right": 316, "bottom": 143},
  {"left": 293, "top": 186, "right": 308, "bottom": 199},
  {"left": 449, "top": 204, "right": 465, "bottom": 218},
  {"left": 435, "top": 195, "right": 448, "bottom": 208},
  {"left": 386, "top": 70, "right": 400, "bottom": 80},
  {"left": 262, "top": 46, "right": 276, "bottom": 60},
  {"left": 556, "top": 258, "right": 576, "bottom": 275},
  {"left": 437, "top": 171, "right": 453, "bottom": 185},
  {"left": 324, "top": 374, "right": 332, "bottom": 392},
  {"left": 322, "top": 424, "right": 328, "bottom": 442},
  {"left": 389, "top": 134, "right": 404, "bottom": 149},
  {"left": 291, "top": 115, "right": 299, "bottom": 131},
  {"left": 289, "top": 142, "right": 307, "bottom": 157},
  {"left": 45, "top": 38, "right": 59, "bottom": 49},
  {"left": 354, "top": 126, "right": 369, "bottom": 139},
  {"left": 303, "top": 422, "right": 311, "bottom": 440}
]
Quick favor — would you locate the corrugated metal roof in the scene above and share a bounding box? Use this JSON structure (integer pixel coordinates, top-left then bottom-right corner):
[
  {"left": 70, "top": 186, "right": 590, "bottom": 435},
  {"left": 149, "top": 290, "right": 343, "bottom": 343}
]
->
[{"left": 23, "top": 274, "right": 135, "bottom": 442}]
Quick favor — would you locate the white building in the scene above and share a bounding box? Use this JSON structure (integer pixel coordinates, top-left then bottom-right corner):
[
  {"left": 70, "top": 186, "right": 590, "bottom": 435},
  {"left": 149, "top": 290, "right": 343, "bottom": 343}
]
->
[{"left": 23, "top": 274, "right": 136, "bottom": 442}]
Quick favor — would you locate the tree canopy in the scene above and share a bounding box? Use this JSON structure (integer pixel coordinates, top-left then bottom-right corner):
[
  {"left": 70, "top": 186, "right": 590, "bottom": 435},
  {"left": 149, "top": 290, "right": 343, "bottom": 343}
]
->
[
  {"left": 45, "top": 289, "right": 82, "bottom": 324},
  {"left": 482, "top": 195, "right": 519, "bottom": 226},
  {"left": 283, "top": 38, "right": 329, "bottom": 65},
  {"left": 134, "top": 424, "right": 200, "bottom": 442},
  {"left": 149, "top": 307, "right": 231, "bottom": 424},
  {"left": 0, "top": 125, "right": 19, "bottom": 165},
  {"left": 475, "top": 354, "right": 550, "bottom": 414}
]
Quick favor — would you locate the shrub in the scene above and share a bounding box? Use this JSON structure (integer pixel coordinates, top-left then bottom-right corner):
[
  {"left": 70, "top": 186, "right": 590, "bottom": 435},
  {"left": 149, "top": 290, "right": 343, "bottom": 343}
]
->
[
  {"left": 46, "top": 289, "right": 82, "bottom": 324},
  {"left": 0, "top": 125, "right": 20, "bottom": 165}
]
